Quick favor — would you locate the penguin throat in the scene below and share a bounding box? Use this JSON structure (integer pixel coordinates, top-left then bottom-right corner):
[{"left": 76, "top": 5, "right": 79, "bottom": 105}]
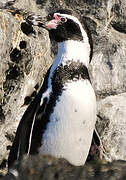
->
[{"left": 56, "top": 40, "right": 90, "bottom": 68}]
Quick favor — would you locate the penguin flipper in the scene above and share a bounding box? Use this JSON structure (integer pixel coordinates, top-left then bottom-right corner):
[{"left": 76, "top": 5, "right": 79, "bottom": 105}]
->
[{"left": 8, "top": 66, "right": 51, "bottom": 169}]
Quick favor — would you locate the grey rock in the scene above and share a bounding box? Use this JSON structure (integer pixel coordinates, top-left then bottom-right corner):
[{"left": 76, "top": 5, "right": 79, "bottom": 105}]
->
[
  {"left": 0, "top": 0, "right": 16, "bottom": 9},
  {"left": 97, "top": 93, "right": 126, "bottom": 162},
  {"left": 0, "top": 4, "right": 52, "bottom": 174},
  {"left": 90, "top": 27, "right": 126, "bottom": 98},
  {"left": 2, "top": 155, "right": 126, "bottom": 180},
  {"left": 111, "top": 0, "right": 126, "bottom": 34}
]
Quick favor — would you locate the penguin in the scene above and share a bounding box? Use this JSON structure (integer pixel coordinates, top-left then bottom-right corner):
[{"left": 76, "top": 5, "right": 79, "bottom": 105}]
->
[{"left": 8, "top": 9, "right": 96, "bottom": 168}]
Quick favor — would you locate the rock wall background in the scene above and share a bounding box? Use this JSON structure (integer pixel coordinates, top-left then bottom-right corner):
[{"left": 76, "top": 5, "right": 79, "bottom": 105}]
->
[{"left": 0, "top": 0, "right": 126, "bottom": 177}]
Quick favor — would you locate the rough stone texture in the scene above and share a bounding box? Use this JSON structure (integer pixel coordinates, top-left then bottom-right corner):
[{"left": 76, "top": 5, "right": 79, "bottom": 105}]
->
[
  {"left": 97, "top": 93, "right": 126, "bottom": 162},
  {"left": 0, "top": 1, "right": 52, "bottom": 174},
  {"left": 90, "top": 28, "right": 126, "bottom": 98},
  {"left": 0, "top": 0, "right": 126, "bottom": 178},
  {"left": 111, "top": 0, "right": 126, "bottom": 34},
  {"left": 3, "top": 155, "right": 126, "bottom": 180}
]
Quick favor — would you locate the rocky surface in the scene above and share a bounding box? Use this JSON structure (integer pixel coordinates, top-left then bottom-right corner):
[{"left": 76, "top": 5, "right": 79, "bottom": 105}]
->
[
  {"left": 0, "top": 0, "right": 126, "bottom": 178},
  {"left": 2, "top": 155, "right": 126, "bottom": 180},
  {"left": 97, "top": 93, "right": 126, "bottom": 162},
  {"left": 0, "top": 0, "right": 52, "bottom": 174}
]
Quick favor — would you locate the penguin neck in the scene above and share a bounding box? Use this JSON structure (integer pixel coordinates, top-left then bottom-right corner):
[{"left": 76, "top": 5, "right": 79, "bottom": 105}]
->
[{"left": 56, "top": 40, "right": 90, "bottom": 68}]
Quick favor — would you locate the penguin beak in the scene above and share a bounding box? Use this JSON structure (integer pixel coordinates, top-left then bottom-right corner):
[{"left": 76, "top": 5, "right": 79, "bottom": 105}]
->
[{"left": 26, "top": 14, "right": 67, "bottom": 30}]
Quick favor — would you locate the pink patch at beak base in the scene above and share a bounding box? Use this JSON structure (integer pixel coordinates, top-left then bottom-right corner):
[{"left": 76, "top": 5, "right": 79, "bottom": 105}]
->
[
  {"left": 46, "top": 19, "right": 58, "bottom": 29},
  {"left": 46, "top": 13, "right": 63, "bottom": 30}
]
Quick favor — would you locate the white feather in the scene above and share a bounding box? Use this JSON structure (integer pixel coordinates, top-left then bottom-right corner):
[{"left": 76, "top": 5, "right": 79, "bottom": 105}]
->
[
  {"left": 39, "top": 79, "right": 96, "bottom": 166},
  {"left": 48, "top": 40, "right": 90, "bottom": 89},
  {"left": 56, "top": 40, "right": 90, "bottom": 67},
  {"left": 9, "top": 169, "right": 19, "bottom": 177},
  {"left": 27, "top": 110, "right": 37, "bottom": 155}
]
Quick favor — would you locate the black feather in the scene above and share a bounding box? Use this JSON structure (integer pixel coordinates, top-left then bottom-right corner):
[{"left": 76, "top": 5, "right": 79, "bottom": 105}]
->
[{"left": 8, "top": 66, "right": 51, "bottom": 168}]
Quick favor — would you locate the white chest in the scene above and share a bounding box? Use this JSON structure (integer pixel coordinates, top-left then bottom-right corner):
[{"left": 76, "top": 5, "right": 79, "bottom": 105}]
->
[{"left": 39, "top": 80, "right": 96, "bottom": 166}]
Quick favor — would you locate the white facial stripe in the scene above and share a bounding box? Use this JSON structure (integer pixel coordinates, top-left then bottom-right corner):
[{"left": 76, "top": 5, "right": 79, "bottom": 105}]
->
[{"left": 54, "top": 13, "right": 89, "bottom": 43}]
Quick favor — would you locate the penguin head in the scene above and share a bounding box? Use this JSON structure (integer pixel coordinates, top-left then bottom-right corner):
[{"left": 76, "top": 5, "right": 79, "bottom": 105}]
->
[
  {"left": 46, "top": 9, "right": 84, "bottom": 42},
  {"left": 26, "top": 9, "right": 89, "bottom": 43}
]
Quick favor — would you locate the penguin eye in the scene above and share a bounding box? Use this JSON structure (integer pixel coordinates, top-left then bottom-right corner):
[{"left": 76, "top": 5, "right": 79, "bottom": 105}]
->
[
  {"left": 61, "top": 17, "right": 67, "bottom": 23},
  {"left": 47, "top": 14, "right": 52, "bottom": 20}
]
